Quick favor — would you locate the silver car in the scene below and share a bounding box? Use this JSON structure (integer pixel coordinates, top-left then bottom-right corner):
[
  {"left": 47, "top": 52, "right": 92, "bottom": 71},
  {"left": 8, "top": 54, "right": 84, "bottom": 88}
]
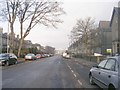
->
[
  {"left": 89, "top": 56, "right": 120, "bottom": 90},
  {"left": 25, "top": 53, "right": 36, "bottom": 61}
]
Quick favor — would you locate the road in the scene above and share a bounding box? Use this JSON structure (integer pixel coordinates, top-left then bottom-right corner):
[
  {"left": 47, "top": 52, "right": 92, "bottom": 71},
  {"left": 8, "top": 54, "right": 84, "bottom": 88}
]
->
[{"left": 2, "top": 55, "right": 101, "bottom": 89}]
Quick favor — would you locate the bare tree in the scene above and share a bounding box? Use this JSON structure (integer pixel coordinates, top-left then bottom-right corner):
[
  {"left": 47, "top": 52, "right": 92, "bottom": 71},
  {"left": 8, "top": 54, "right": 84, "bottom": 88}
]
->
[
  {"left": 70, "top": 17, "right": 97, "bottom": 55},
  {"left": 1, "top": 0, "right": 19, "bottom": 53},
  {"left": 17, "top": 0, "right": 65, "bottom": 57}
]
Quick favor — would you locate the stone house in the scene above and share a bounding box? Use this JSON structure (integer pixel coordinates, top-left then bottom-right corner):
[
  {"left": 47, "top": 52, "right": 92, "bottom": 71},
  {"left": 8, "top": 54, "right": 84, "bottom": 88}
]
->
[
  {"left": 110, "top": 7, "right": 120, "bottom": 54},
  {"left": 0, "top": 27, "right": 3, "bottom": 53},
  {"left": 98, "top": 21, "right": 112, "bottom": 55}
]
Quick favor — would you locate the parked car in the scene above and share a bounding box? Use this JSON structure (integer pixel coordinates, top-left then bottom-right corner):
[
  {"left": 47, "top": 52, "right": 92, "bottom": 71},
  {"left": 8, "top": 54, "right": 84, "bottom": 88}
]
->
[
  {"left": 0, "top": 53, "right": 18, "bottom": 66},
  {"left": 62, "top": 52, "right": 71, "bottom": 59},
  {"left": 89, "top": 56, "right": 120, "bottom": 90},
  {"left": 50, "top": 54, "right": 54, "bottom": 57},
  {"left": 25, "top": 53, "right": 36, "bottom": 61},
  {"left": 46, "top": 54, "right": 50, "bottom": 57},
  {"left": 41, "top": 54, "right": 45, "bottom": 58},
  {"left": 35, "top": 54, "right": 42, "bottom": 59},
  {"left": 44, "top": 54, "right": 48, "bottom": 57}
]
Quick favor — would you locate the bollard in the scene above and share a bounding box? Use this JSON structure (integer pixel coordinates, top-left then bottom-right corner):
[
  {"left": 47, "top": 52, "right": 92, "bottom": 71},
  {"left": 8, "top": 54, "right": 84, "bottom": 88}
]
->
[{"left": 97, "top": 56, "right": 100, "bottom": 63}]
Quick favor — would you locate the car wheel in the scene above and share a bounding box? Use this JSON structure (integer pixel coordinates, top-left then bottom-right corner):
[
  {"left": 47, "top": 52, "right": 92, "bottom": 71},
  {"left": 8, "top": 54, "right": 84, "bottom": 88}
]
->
[
  {"left": 15, "top": 61, "right": 18, "bottom": 65},
  {"left": 108, "top": 84, "right": 116, "bottom": 90},
  {"left": 6, "top": 61, "right": 9, "bottom": 66},
  {"left": 89, "top": 74, "right": 95, "bottom": 85}
]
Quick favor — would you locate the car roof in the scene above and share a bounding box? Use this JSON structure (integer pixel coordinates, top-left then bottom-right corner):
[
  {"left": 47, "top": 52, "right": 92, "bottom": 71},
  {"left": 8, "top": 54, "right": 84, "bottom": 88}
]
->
[
  {"left": 26, "top": 53, "right": 35, "bottom": 55},
  {"left": 36, "top": 54, "right": 41, "bottom": 55},
  {"left": 0, "top": 53, "right": 9, "bottom": 55},
  {"left": 107, "top": 56, "right": 120, "bottom": 62}
]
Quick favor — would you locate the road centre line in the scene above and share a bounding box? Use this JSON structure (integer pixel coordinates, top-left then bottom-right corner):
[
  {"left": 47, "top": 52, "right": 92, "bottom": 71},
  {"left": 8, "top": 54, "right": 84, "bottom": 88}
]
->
[
  {"left": 71, "top": 70, "right": 74, "bottom": 73},
  {"left": 67, "top": 65, "right": 70, "bottom": 68},
  {"left": 67, "top": 64, "right": 72, "bottom": 70},
  {"left": 78, "top": 80, "right": 82, "bottom": 85},
  {"left": 67, "top": 65, "right": 72, "bottom": 70},
  {"left": 73, "top": 74, "right": 77, "bottom": 77}
]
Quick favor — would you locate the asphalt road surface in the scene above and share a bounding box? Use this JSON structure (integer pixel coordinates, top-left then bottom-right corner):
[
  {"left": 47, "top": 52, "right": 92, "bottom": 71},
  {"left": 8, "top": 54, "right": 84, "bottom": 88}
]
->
[{"left": 2, "top": 55, "right": 101, "bottom": 89}]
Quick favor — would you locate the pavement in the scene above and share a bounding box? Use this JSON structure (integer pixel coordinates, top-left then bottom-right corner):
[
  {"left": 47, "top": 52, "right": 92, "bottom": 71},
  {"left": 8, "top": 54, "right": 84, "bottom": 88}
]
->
[
  {"left": 2, "top": 55, "right": 101, "bottom": 89},
  {"left": 69, "top": 57, "right": 98, "bottom": 68},
  {"left": 17, "top": 58, "right": 25, "bottom": 64}
]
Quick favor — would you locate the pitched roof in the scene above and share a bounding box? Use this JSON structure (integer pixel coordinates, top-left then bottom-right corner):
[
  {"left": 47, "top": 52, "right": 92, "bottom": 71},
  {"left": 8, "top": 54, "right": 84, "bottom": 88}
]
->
[
  {"left": 99, "top": 21, "right": 110, "bottom": 29},
  {"left": 110, "top": 7, "right": 120, "bottom": 26}
]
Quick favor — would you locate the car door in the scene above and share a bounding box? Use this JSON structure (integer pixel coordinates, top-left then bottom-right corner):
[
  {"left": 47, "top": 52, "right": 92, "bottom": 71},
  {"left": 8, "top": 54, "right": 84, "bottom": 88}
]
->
[
  {"left": 101, "top": 58, "right": 118, "bottom": 88},
  {"left": 92, "top": 59, "right": 107, "bottom": 87},
  {"left": 9, "top": 54, "right": 16, "bottom": 64},
  {"left": 12, "top": 54, "right": 17, "bottom": 63},
  {"left": 118, "top": 57, "right": 120, "bottom": 90}
]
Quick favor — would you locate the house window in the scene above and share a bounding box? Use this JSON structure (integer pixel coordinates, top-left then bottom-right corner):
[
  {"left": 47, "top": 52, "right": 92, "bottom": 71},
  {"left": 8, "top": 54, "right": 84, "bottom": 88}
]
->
[{"left": 117, "top": 43, "right": 120, "bottom": 53}]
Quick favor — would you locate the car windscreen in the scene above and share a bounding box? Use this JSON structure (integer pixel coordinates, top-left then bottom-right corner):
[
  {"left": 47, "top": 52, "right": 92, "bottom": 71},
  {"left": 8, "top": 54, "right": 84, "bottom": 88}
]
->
[
  {"left": 0, "top": 54, "right": 8, "bottom": 59},
  {"left": 26, "top": 54, "right": 34, "bottom": 56},
  {"left": 36, "top": 54, "right": 41, "bottom": 56}
]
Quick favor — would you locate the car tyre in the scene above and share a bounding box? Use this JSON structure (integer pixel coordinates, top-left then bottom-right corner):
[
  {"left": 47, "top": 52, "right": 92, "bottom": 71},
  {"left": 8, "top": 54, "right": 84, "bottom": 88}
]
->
[
  {"left": 15, "top": 60, "right": 18, "bottom": 65},
  {"left": 89, "top": 74, "right": 95, "bottom": 85},
  {"left": 108, "top": 84, "right": 116, "bottom": 90}
]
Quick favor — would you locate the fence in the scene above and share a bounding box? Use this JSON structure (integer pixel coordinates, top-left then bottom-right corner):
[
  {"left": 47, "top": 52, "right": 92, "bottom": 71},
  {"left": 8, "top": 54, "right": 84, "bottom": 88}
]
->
[{"left": 72, "top": 53, "right": 106, "bottom": 63}]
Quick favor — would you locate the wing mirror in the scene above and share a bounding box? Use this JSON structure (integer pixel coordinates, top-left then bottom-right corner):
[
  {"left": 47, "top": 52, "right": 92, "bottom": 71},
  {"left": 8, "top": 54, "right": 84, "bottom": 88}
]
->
[{"left": 92, "top": 65, "right": 99, "bottom": 68}]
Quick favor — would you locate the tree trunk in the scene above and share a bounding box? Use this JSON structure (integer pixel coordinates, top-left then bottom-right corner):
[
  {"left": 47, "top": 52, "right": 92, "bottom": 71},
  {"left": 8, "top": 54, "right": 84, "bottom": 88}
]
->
[
  {"left": 9, "top": 23, "right": 14, "bottom": 53},
  {"left": 18, "top": 22, "right": 24, "bottom": 57},
  {"left": 17, "top": 37, "right": 24, "bottom": 57}
]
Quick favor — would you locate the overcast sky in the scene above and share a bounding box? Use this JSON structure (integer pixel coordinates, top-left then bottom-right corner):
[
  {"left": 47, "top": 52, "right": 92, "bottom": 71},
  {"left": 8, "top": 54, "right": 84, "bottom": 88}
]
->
[{"left": 0, "top": 0, "right": 119, "bottom": 50}]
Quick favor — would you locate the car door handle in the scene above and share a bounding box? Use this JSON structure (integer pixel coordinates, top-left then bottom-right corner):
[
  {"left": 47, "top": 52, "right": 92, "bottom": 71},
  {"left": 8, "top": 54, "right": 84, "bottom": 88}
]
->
[
  {"left": 99, "top": 72, "right": 101, "bottom": 74},
  {"left": 108, "top": 75, "right": 111, "bottom": 78}
]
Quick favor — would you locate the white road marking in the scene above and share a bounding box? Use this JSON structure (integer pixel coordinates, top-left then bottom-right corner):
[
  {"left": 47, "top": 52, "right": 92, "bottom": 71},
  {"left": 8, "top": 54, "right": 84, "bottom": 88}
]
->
[
  {"left": 74, "top": 74, "right": 77, "bottom": 77},
  {"left": 78, "top": 80, "right": 82, "bottom": 85},
  {"left": 59, "top": 61, "right": 60, "bottom": 64},
  {"left": 68, "top": 65, "right": 71, "bottom": 70},
  {"left": 68, "top": 65, "right": 70, "bottom": 68},
  {"left": 67, "top": 64, "right": 72, "bottom": 70},
  {"left": 71, "top": 70, "right": 74, "bottom": 73}
]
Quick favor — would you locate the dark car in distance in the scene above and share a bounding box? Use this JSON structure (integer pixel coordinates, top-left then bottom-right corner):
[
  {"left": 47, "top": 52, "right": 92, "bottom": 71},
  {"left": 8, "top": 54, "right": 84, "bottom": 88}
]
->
[{"left": 0, "top": 53, "right": 18, "bottom": 66}]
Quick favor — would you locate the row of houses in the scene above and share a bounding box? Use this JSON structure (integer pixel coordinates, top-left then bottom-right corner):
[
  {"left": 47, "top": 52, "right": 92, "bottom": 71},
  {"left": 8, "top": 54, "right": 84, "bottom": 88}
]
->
[
  {"left": 0, "top": 27, "right": 2, "bottom": 53},
  {"left": 68, "top": 7, "right": 120, "bottom": 56},
  {"left": 0, "top": 28, "right": 55, "bottom": 56}
]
